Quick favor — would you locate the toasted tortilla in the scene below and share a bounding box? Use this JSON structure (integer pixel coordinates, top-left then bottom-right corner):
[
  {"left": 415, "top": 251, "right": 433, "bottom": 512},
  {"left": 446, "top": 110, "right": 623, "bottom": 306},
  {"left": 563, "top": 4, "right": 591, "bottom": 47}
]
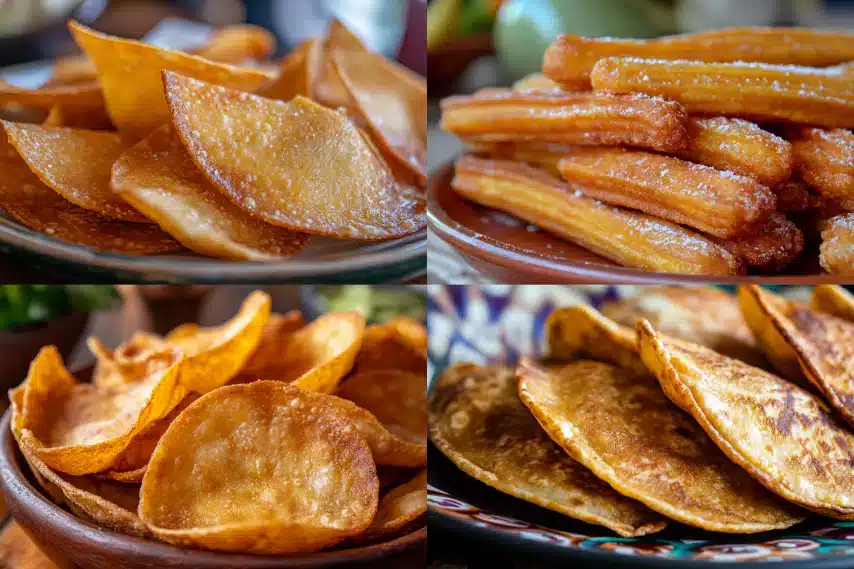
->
[
  {"left": 638, "top": 319, "right": 854, "bottom": 519},
  {"left": 428, "top": 362, "right": 667, "bottom": 537},
  {"left": 812, "top": 285, "right": 854, "bottom": 322},
  {"left": 517, "top": 358, "right": 804, "bottom": 533}
]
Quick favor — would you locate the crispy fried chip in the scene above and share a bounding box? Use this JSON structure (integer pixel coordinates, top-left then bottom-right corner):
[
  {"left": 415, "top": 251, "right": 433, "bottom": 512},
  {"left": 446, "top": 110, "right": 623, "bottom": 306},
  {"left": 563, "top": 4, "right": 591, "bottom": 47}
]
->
[
  {"left": 338, "top": 369, "right": 425, "bottom": 442},
  {"left": 43, "top": 104, "right": 114, "bottom": 130},
  {"left": 19, "top": 430, "right": 150, "bottom": 537},
  {"left": 333, "top": 50, "right": 427, "bottom": 185},
  {"left": 139, "top": 381, "right": 379, "bottom": 554},
  {"left": 193, "top": 24, "right": 276, "bottom": 64},
  {"left": 0, "top": 133, "right": 181, "bottom": 254},
  {"left": 45, "top": 54, "right": 98, "bottom": 88},
  {"left": 357, "top": 470, "right": 426, "bottom": 541},
  {"left": 258, "top": 39, "right": 320, "bottom": 102},
  {"left": 69, "top": 21, "right": 273, "bottom": 139},
  {"left": 240, "top": 311, "right": 305, "bottom": 375},
  {"left": 88, "top": 332, "right": 173, "bottom": 388},
  {"left": 0, "top": 79, "right": 103, "bottom": 110},
  {"left": 163, "top": 72, "right": 426, "bottom": 240},
  {"left": 3, "top": 121, "right": 148, "bottom": 222},
  {"left": 315, "top": 19, "right": 367, "bottom": 109},
  {"left": 354, "top": 322, "right": 427, "bottom": 375},
  {"left": 638, "top": 320, "right": 854, "bottom": 519},
  {"left": 164, "top": 290, "right": 271, "bottom": 393},
  {"left": 111, "top": 125, "right": 310, "bottom": 261},
  {"left": 21, "top": 346, "right": 188, "bottom": 475},
  {"left": 248, "top": 311, "right": 365, "bottom": 394},
  {"left": 9, "top": 386, "right": 65, "bottom": 505},
  {"left": 429, "top": 363, "right": 667, "bottom": 537},
  {"left": 740, "top": 285, "right": 854, "bottom": 429},
  {"left": 812, "top": 285, "right": 854, "bottom": 322},
  {"left": 517, "top": 359, "right": 803, "bottom": 532}
]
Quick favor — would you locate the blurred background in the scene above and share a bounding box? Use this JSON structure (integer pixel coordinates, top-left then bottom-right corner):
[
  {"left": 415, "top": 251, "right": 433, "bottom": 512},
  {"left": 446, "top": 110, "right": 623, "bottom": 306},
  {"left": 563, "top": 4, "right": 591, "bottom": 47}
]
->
[
  {"left": 427, "top": 0, "right": 854, "bottom": 283},
  {"left": 0, "top": 0, "right": 426, "bottom": 74}
]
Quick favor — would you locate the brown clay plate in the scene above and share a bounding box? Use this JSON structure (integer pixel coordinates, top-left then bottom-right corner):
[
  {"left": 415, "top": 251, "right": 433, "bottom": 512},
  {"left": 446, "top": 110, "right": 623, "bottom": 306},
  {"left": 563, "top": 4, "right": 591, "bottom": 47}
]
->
[{"left": 427, "top": 161, "right": 845, "bottom": 284}]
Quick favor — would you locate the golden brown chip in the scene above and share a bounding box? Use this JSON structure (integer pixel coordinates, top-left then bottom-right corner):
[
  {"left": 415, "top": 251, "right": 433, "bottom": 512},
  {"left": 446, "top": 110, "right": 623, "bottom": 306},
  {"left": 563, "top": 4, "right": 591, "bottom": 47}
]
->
[
  {"left": 740, "top": 285, "right": 854, "bottom": 429},
  {"left": 21, "top": 346, "right": 188, "bottom": 475},
  {"left": 9, "top": 385, "right": 65, "bottom": 505},
  {"left": 354, "top": 322, "right": 427, "bottom": 375},
  {"left": 812, "top": 285, "right": 854, "bottom": 322},
  {"left": 240, "top": 311, "right": 305, "bottom": 375},
  {"left": 601, "top": 286, "right": 767, "bottom": 368},
  {"left": 111, "top": 124, "right": 311, "bottom": 261},
  {"left": 0, "top": 133, "right": 181, "bottom": 254},
  {"left": 333, "top": 50, "right": 427, "bottom": 185},
  {"left": 42, "top": 104, "right": 114, "bottom": 130},
  {"left": 139, "top": 381, "right": 379, "bottom": 554},
  {"left": 193, "top": 24, "right": 277, "bottom": 64},
  {"left": 517, "top": 359, "right": 803, "bottom": 533},
  {"left": 258, "top": 39, "right": 320, "bottom": 102},
  {"left": 0, "top": 79, "right": 103, "bottom": 110},
  {"left": 19, "top": 430, "right": 150, "bottom": 537},
  {"left": 45, "top": 54, "right": 98, "bottom": 88},
  {"left": 87, "top": 331, "right": 173, "bottom": 388},
  {"left": 339, "top": 369, "right": 425, "bottom": 443},
  {"left": 357, "top": 470, "right": 426, "bottom": 541},
  {"left": 3, "top": 121, "right": 147, "bottom": 222},
  {"left": 315, "top": 18, "right": 367, "bottom": 109},
  {"left": 69, "top": 21, "right": 273, "bottom": 139},
  {"left": 638, "top": 320, "right": 854, "bottom": 519},
  {"left": 163, "top": 72, "right": 426, "bottom": 240},
  {"left": 247, "top": 311, "right": 365, "bottom": 394},
  {"left": 429, "top": 363, "right": 667, "bottom": 537}
]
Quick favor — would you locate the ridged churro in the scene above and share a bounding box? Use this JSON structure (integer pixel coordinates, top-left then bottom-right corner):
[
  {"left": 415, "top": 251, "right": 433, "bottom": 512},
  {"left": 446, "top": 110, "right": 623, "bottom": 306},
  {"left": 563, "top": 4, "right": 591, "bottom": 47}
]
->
[
  {"left": 440, "top": 89, "right": 689, "bottom": 152},
  {"left": 787, "top": 127, "right": 854, "bottom": 209},
  {"left": 715, "top": 213, "right": 804, "bottom": 273},
  {"left": 451, "top": 155, "right": 743, "bottom": 275},
  {"left": 820, "top": 213, "right": 854, "bottom": 274},
  {"left": 557, "top": 147, "right": 776, "bottom": 239},
  {"left": 465, "top": 141, "right": 571, "bottom": 177},
  {"left": 590, "top": 58, "right": 854, "bottom": 128},
  {"left": 544, "top": 28, "right": 854, "bottom": 88},
  {"left": 674, "top": 117, "right": 792, "bottom": 187},
  {"left": 512, "top": 73, "right": 562, "bottom": 91}
]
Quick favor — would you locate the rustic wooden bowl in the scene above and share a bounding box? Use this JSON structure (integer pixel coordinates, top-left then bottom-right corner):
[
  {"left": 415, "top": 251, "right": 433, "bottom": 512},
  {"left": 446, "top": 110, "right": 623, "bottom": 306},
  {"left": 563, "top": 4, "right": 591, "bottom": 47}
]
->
[{"left": 0, "top": 410, "right": 425, "bottom": 569}]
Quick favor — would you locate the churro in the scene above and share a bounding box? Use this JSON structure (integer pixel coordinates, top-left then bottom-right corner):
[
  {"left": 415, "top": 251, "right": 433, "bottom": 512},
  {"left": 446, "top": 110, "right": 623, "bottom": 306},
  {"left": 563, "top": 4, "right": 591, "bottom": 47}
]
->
[
  {"left": 774, "top": 180, "right": 813, "bottom": 214},
  {"left": 451, "top": 155, "right": 743, "bottom": 275},
  {"left": 512, "top": 73, "right": 562, "bottom": 91},
  {"left": 674, "top": 117, "right": 792, "bottom": 187},
  {"left": 440, "top": 89, "right": 689, "bottom": 152},
  {"left": 544, "top": 28, "right": 854, "bottom": 88},
  {"left": 716, "top": 214, "right": 804, "bottom": 273},
  {"left": 787, "top": 127, "right": 854, "bottom": 209},
  {"left": 465, "top": 141, "right": 571, "bottom": 177},
  {"left": 591, "top": 58, "right": 854, "bottom": 128},
  {"left": 820, "top": 213, "right": 854, "bottom": 274},
  {"left": 557, "top": 147, "right": 776, "bottom": 238}
]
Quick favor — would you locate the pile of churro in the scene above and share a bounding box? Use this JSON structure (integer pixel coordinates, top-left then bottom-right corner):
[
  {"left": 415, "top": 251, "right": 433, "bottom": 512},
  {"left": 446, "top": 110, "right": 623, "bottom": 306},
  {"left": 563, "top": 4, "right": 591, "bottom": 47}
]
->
[{"left": 439, "top": 28, "right": 854, "bottom": 276}]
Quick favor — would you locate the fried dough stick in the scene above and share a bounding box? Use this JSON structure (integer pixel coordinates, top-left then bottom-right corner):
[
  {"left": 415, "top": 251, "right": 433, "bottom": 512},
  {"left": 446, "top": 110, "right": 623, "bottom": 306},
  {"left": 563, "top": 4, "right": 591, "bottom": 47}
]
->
[
  {"left": 440, "top": 89, "right": 689, "bottom": 152},
  {"left": 544, "top": 28, "right": 854, "bottom": 88},
  {"left": 452, "top": 155, "right": 743, "bottom": 275},
  {"left": 557, "top": 147, "right": 776, "bottom": 239},
  {"left": 820, "top": 213, "right": 854, "bottom": 274},
  {"left": 715, "top": 214, "right": 804, "bottom": 273},
  {"left": 465, "top": 141, "right": 571, "bottom": 177},
  {"left": 675, "top": 117, "right": 792, "bottom": 187},
  {"left": 775, "top": 180, "right": 813, "bottom": 214},
  {"left": 787, "top": 127, "right": 854, "bottom": 209},
  {"left": 591, "top": 58, "right": 854, "bottom": 128}
]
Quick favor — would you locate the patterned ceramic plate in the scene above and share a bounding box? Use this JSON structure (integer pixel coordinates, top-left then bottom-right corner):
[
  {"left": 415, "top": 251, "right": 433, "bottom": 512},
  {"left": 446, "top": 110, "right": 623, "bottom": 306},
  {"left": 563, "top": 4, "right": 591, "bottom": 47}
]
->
[{"left": 427, "top": 285, "right": 854, "bottom": 567}]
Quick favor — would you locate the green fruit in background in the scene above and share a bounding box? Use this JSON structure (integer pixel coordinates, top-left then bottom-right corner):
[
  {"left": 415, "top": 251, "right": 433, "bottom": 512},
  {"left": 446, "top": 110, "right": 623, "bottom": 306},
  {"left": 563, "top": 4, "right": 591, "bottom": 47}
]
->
[
  {"left": 428, "top": 0, "right": 463, "bottom": 50},
  {"left": 494, "top": 0, "right": 676, "bottom": 79}
]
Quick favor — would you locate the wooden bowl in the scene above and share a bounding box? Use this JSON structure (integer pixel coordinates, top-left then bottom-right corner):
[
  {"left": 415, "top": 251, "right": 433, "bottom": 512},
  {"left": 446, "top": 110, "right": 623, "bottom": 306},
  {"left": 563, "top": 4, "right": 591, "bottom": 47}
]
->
[
  {"left": 428, "top": 161, "right": 847, "bottom": 284},
  {"left": 0, "top": 411, "right": 425, "bottom": 569}
]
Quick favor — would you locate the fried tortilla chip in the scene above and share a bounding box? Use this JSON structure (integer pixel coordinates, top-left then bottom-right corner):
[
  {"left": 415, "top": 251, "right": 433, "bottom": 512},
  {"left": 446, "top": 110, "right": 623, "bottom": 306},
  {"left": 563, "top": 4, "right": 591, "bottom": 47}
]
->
[
  {"left": 164, "top": 290, "right": 271, "bottom": 393},
  {"left": 42, "top": 104, "right": 114, "bottom": 130},
  {"left": 315, "top": 18, "right": 367, "bottom": 109},
  {"left": 333, "top": 50, "right": 427, "bottom": 185},
  {"left": 69, "top": 21, "right": 273, "bottom": 139},
  {"left": 601, "top": 287, "right": 767, "bottom": 368},
  {"left": 19, "top": 430, "right": 150, "bottom": 537},
  {"left": 9, "top": 386, "right": 65, "bottom": 505},
  {"left": 111, "top": 124, "right": 311, "bottom": 261},
  {"left": 338, "top": 369, "right": 425, "bottom": 442},
  {"left": 0, "top": 133, "right": 181, "bottom": 254},
  {"left": 193, "top": 24, "right": 276, "bottom": 64},
  {"left": 429, "top": 363, "right": 667, "bottom": 537},
  {"left": 0, "top": 79, "right": 103, "bottom": 110},
  {"left": 163, "top": 72, "right": 426, "bottom": 240},
  {"left": 740, "top": 285, "right": 854, "bottom": 429},
  {"left": 517, "top": 359, "right": 804, "bottom": 532},
  {"left": 356, "top": 469, "right": 426, "bottom": 542},
  {"left": 21, "top": 346, "right": 187, "bottom": 475},
  {"left": 638, "top": 320, "right": 854, "bottom": 519},
  {"left": 258, "top": 39, "right": 320, "bottom": 102},
  {"left": 247, "top": 311, "right": 365, "bottom": 394},
  {"left": 354, "top": 322, "right": 427, "bottom": 375},
  {"left": 812, "top": 285, "right": 854, "bottom": 322},
  {"left": 240, "top": 311, "right": 305, "bottom": 375},
  {"left": 88, "top": 332, "right": 173, "bottom": 388},
  {"left": 3, "top": 121, "right": 148, "bottom": 222},
  {"left": 139, "top": 381, "right": 379, "bottom": 554}
]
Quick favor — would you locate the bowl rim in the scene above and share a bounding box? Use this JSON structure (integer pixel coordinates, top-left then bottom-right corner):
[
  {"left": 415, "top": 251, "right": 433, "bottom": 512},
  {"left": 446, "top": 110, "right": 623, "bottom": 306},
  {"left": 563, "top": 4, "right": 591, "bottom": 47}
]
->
[
  {"left": 0, "top": 410, "right": 426, "bottom": 567},
  {"left": 427, "top": 161, "right": 851, "bottom": 285}
]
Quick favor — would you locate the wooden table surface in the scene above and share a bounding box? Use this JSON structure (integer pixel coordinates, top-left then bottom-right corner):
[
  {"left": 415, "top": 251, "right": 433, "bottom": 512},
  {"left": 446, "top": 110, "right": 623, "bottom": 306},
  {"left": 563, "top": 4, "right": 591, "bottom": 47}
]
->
[{"left": 0, "top": 285, "right": 424, "bottom": 568}]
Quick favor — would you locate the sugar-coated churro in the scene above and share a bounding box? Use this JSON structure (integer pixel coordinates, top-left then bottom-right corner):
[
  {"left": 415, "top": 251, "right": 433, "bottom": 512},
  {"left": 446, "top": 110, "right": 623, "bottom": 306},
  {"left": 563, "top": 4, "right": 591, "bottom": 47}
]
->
[
  {"left": 557, "top": 147, "right": 776, "bottom": 239},
  {"left": 774, "top": 180, "right": 813, "bottom": 214},
  {"left": 590, "top": 58, "right": 854, "bottom": 128},
  {"left": 674, "top": 117, "right": 792, "bottom": 187},
  {"left": 820, "top": 213, "right": 854, "bottom": 274},
  {"left": 512, "top": 73, "right": 563, "bottom": 91},
  {"left": 787, "top": 127, "right": 854, "bottom": 209},
  {"left": 464, "top": 141, "right": 571, "bottom": 177},
  {"left": 440, "top": 89, "right": 689, "bottom": 152},
  {"left": 452, "top": 155, "right": 743, "bottom": 275},
  {"left": 544, "top": 28, "right": 854, "bottom": 88},
  {"left": 715, "top": 213, "right": 804, "bottom": 273}
]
